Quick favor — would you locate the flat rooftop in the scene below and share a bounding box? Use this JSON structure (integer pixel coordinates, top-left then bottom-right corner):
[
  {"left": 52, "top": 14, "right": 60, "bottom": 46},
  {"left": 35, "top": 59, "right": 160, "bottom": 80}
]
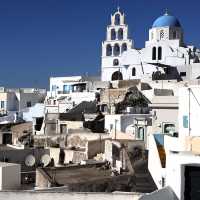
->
[
  {"left": 0, "top": 145, "right": 16, "bottom": 151},
  {"left": 44, "top": 165, "right": 111, "bottom": 185},
  {"left": 0, "top": 162, "right": 20, "bottom": 167}
]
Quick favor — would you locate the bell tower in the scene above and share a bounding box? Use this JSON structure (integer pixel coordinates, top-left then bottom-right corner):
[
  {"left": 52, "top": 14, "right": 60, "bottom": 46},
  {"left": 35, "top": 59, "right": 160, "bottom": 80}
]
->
[{"left": 101, "top": 8, "right": 133, "bottom": 81}]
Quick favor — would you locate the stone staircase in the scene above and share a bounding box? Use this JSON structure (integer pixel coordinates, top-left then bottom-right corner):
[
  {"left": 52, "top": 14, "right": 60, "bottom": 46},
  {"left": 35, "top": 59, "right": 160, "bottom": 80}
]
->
[{"left": 133, "top": 159, "right": 157, "bottom": 193}]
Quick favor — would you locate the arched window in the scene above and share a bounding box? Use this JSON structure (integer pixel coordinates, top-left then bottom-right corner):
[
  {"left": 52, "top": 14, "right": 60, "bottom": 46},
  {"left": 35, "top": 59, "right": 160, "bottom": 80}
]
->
[
  {"left": 121, "top": 43, "right": 127, "bottom": 53},
  {"left": 115, "top": 14, "right": 121, "bottom": 25},
  {"left": 111, "top": 29, "right": 116, "bottom": 40},
  {"left": 113, "top": 59, "right": 119, "bottom": 66},
  {"left": 118, "top": 28, "right": 123, "bottom": 40},
  {"left": 113, "top": 44, "right": 120, "bottom": 56},
  {"left": 132, "top": 68, "right": 136, "bottom": 76},
  {"left": 152, "top": 47, "right": 156, "bottom": 60},
  {"left": 106, "top": 44, "right": 112, "bottom": 56},
  {"left": 160, "top": 30, "right": 164, "bottom": 39},
  {"left": 158, "top": 47, "right": 162, "bottom": 60}
]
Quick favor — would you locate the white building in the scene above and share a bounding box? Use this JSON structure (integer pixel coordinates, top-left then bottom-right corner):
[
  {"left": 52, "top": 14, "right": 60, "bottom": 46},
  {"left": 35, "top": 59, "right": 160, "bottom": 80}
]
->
[
  {"left": 148, "top": 85, "right": 200, "bottom": 200},
  {"left": 15, "top": 88, "right": 46, "bottom": 112},
  {"left": 101, "top": 9, "right": 200, "bottom": 82},
  {"left": 0, "top": 87, "right": 46, "bottom": 124},
  {"left": 46, "top": 76, "right": 97, "bottom": 113},
  {"left": 105, "top": 114, "right": 151, "bottom": 142},
  {"left": 150, "top": 95, "right": 179, "bottom": 135},
  {"left": 48, "top": 76, "right": 83, "bottom": 98},
  {"left": 101, "top": 8, "right": 133, "bottom": 81},
  {"left": 0, "top": 89, "right": 17, "bottom": 115}
]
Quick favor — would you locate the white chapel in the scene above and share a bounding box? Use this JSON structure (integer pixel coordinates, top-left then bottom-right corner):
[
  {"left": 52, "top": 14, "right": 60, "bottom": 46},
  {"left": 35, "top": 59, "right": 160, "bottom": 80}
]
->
[{"left": 101, "top": 9, "right": 200, "bottom": 81}]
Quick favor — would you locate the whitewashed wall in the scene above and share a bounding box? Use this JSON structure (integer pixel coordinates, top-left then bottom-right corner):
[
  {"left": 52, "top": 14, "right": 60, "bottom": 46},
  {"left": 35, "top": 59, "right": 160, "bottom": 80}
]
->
[{"left": 166, "top": 152, "right": 200, "bottom": 200}]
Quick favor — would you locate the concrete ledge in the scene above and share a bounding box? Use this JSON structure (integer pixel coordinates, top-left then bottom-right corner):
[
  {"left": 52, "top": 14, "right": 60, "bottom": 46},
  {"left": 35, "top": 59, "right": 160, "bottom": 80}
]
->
[{"left": 0, "top": 191, "right": 142, "bottom": 200}]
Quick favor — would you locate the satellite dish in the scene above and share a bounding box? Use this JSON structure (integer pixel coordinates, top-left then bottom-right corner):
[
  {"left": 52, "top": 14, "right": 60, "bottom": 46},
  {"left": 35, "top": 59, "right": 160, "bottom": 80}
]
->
[
  {"left": 25, "top": 155, "right": 36, "bottom": 167},
  {"left": 40, "top": 154, "right": 51, "bottom": 167}
]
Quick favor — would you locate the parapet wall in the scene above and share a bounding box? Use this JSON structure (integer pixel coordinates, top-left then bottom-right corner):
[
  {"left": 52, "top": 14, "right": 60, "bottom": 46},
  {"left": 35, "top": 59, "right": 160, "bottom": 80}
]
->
[{"left": 0, "top": 191, "right": 142, "bottom": 200}]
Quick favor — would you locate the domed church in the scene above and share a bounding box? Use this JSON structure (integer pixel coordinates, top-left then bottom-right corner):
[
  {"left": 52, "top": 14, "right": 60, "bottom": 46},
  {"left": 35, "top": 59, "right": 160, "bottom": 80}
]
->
[{"left": 101, "top": 9, "right": 200, "bottom": 81}]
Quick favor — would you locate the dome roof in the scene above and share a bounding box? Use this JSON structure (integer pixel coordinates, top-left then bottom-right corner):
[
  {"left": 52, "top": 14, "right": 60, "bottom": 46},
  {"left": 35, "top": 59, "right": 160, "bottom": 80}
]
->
[{"left": 152, "top": 13, "right": 181, "bottom": 28}]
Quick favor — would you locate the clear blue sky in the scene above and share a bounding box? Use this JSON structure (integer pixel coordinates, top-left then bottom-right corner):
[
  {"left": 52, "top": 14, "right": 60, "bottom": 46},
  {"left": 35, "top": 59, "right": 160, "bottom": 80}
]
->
[{"left": 0, "top": 0, "right": 199, "bottom": 88}]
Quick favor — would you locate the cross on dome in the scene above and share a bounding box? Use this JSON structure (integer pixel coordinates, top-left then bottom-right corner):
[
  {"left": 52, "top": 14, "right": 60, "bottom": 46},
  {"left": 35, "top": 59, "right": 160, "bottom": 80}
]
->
[
  {"left": 117, "top": 6, "right": 120, "bottom": 12},
  {"left": 164, "top": 8, "right": 170, "bottom": 16},
  {"left": 164, "top": 9, "right": 170, "bottom": 16}
]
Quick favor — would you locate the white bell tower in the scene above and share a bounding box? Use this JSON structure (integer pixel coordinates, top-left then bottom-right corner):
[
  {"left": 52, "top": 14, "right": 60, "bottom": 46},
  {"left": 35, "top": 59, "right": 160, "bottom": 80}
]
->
[{"left": 101, "top": 8, "right": 133, "bottom": 81}]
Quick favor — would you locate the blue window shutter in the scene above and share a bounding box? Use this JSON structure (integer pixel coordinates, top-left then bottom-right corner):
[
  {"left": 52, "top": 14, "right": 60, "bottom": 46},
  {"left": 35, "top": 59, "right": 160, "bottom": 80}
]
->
[{"left": 183, "top": 115, "right": 188, "bottom": 128}]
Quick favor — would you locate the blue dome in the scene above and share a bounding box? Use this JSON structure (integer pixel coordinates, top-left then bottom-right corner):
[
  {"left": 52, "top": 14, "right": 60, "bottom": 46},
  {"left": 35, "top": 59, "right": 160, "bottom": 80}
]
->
[{"left": 152, "top": 14, "right": 181, "bottom": 28}]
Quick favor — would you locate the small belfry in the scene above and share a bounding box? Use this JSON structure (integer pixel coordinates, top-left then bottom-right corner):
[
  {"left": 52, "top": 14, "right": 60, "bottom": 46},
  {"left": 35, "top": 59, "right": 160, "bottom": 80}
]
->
[
  {"left": 101, "top": 8, "right": 200, "bottom": 82},
  {"left": 101, "top": 8, "right": 133, "bottom": 81}
]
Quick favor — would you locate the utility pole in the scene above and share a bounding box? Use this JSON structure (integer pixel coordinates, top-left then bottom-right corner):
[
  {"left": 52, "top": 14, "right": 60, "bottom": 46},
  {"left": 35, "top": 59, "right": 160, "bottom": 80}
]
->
[{"left": 188, "top": 88, "right": 191, "bottom": 136}]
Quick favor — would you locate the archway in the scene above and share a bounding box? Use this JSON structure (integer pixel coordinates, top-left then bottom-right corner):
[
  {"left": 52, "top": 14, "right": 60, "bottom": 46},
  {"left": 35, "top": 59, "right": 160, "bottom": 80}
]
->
[
  {"left": 111, "top": 29, "right": 116, "bottom": 40},
  {"left": 122, "top": 43, "right": 127, "bottom": 53},
  {"left": 113, "top": 44, "right": 120, "bottom": 56},
  {"left": 118, "top": 28, "right": 123, "bottom": 40},
  {"left": 115, "top": 14, "right": 121, "bottom": 25},
  {"left": 106, "top": 44, "right": 112, "bottom": 56},
  {"left": 111, "top": 71, "right": 123, "bottom": 81}
]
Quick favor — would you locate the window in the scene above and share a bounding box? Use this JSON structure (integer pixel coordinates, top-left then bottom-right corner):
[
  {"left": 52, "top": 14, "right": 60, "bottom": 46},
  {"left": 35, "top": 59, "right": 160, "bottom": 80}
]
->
[
  {"left": 113, "top": 59, "right": 119, "bottom": 66},
  {"left": 102, "top": 105, "right": 108, "bottom": 113},
  {"left": 163, "top": 123, "right": 175, "bottom": 134},
  {"left": 35, "top": 117, "right": 43, "bottom": 131},
  {"left": 158, "top": 47, "right": 162, "bottom": 60},
  {"left": 183, "top": 116, "right": 188, "bottom": 128},
  {"left": 63, "top": 85, "right": 72, "bottom": 93},
  {"left": 121, "top": 43, "right": 127, "bottom": 53},
  {"left": 60, "top": 124, "right": 67, "bottom": 134},
  {"left": 118, "top": 28, "right": 123, "bottom": 40},
  {"left": 0, "top": 101, "right": 4, "bottom": 109},
  {"left": 132, "top": 68, "right": 136, "bottom": 76},
  {"left": 115, "top": 14, "right": 120, "bottom": 25},
  {"left": 26, "top": 101, "right": 31, "bottom": 108},
  {"left": 111, "top": 29, "right": 116, "bottom": 40},
  {"left": 137, "top": 127, "right": 144, "bottom": 140},
  {"left": 180, "top": 72, "right": 186, "bottom": 77},
  {"left": 152, "top": 47, "right": 156, "bottom": 60},
  {"left": 106, "top": 44, "right": 112, "bottom": 56},
  {"left": 160, "top": 30, "right": 164, "bottom": 39},
  {"left": 113, "top": 44, "right": 120, "bottom": 56}
]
